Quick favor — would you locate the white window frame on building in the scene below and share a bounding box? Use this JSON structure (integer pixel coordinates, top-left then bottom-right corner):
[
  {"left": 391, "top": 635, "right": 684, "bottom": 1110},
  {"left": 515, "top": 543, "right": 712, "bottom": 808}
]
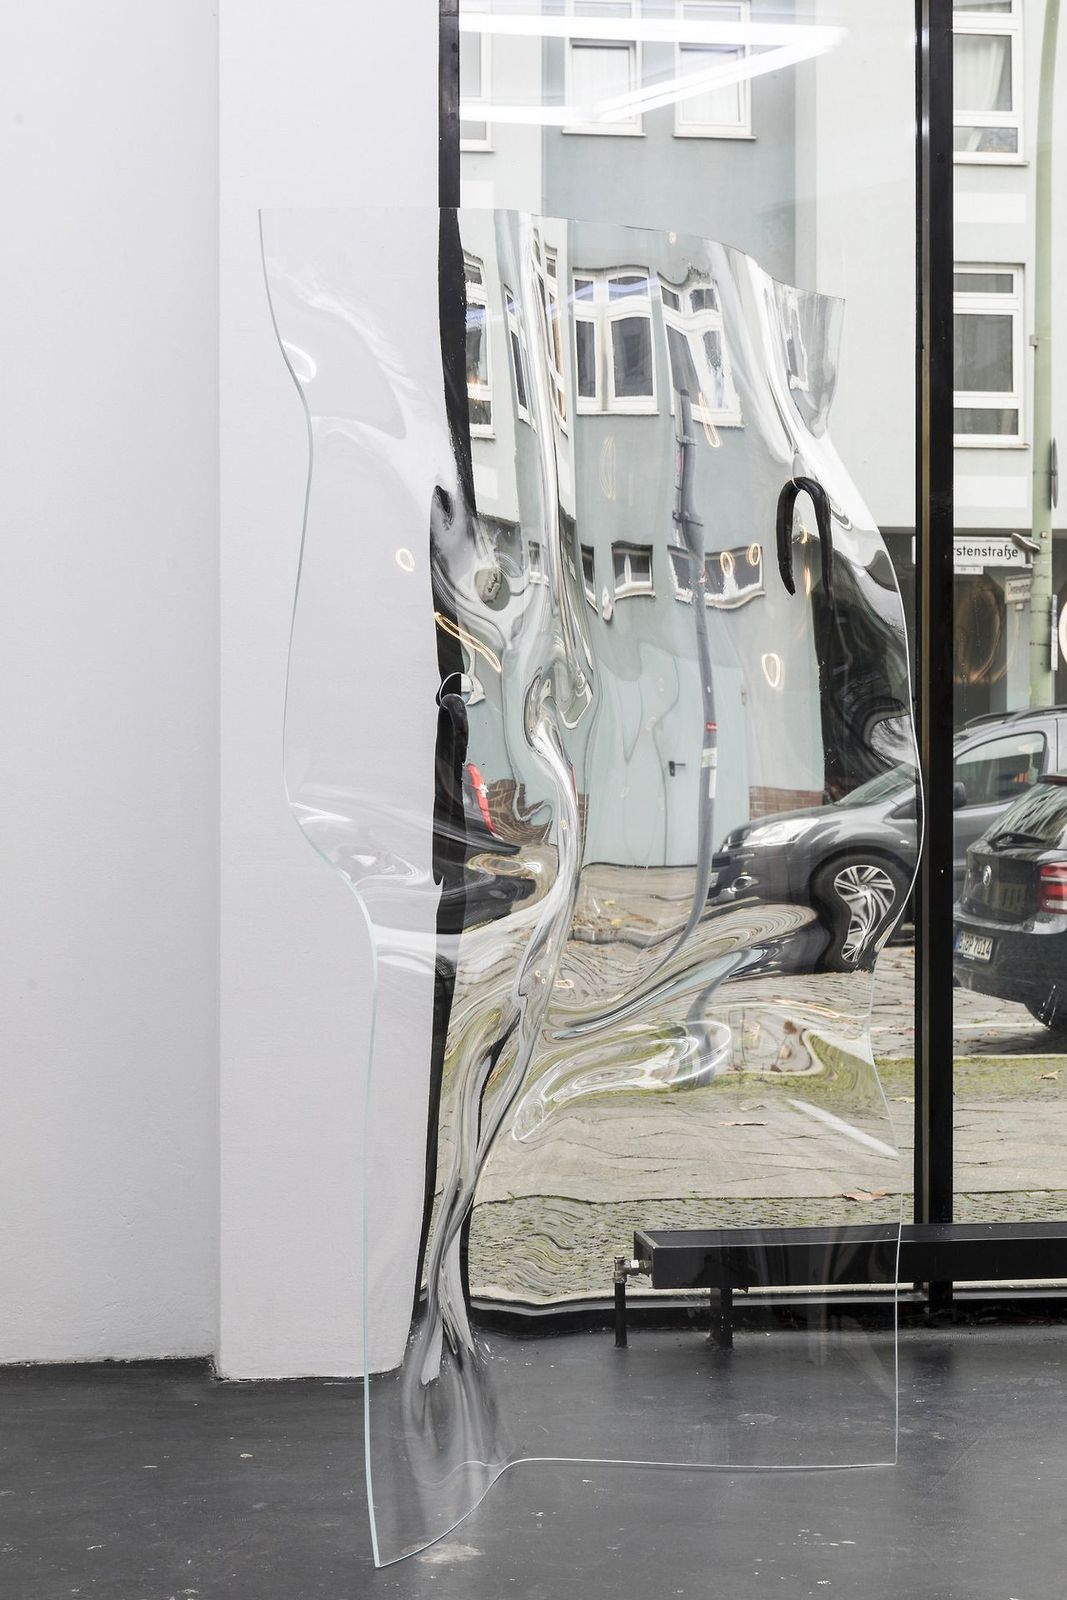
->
[
  {"left": 704, "top": 543, "right": 764, "bottom": 608},
  {"left": 674, "top": 0, "right": 753, "bottom": 141},
  {"left": 573, "top": 268, "right": 658, "bottom": 416},
  {"left": 564, "top": 0, "right": 643, "bottom": 136},
  {"left": 952, "top": 0, "right": 1023, "bottom": 164},
  {"left": 459, "top": 0, "right": 492, "bottom": 151},
  {"left": 534, "top": 242, "right": 569, "bottom": 430},
  {"left": 953, "top": 264, "right": 1024, "bottom": 447},
  {"left": 668, "top": 545, "right": 696, "bottom": 602},
  {"left": 504, "top": 288, "right": 532, "bottom": 426},
  {"left": 660, "top": 275, "right": 742, "bottom": 428},
  {"left": 580, "top": 544, "right": 597, "bottom": 607},
  {"left": 464, "top": 252, "right": 493, "bottom": 438},
  {"left": 527, "top": 539, "right": 548, "bottom": 585},
  {"left": 612, "top": 541, "right": 655, "bottom": 598},
  {"left": 775, "top": 283, "right": 810, "bottom": 394}
]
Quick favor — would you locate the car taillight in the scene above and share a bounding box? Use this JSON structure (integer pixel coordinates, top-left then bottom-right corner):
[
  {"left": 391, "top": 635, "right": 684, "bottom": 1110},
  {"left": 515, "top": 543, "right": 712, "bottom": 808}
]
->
[
  {"left": 1038, "top": 863, "right": 1067, "bottom": 913},
  {"left": 465, "top": 761, "right": 495, "bottom": 834}
]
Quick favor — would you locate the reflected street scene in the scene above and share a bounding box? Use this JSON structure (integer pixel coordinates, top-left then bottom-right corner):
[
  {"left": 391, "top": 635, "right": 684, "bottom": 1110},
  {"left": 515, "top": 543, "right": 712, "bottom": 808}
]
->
[{"left": 264, "top": 204, "right": 917, "bottom": 1563}]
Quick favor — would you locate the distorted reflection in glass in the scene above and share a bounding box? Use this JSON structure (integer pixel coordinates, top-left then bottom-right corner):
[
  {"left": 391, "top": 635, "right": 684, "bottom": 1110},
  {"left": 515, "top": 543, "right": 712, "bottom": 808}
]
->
[{"left": 263, "top": 207, "right": 919, "bottom": 1566}]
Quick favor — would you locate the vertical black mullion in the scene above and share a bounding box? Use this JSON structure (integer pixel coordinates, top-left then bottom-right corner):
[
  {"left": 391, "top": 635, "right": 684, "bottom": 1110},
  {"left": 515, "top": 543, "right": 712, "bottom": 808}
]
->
[
  {"left": 421, "top": 3, "right": 469, "bottom": 1302},
  {"left": 440, "top": 0, "right": 461, "bottom": 208},
  {"left": 914, "top": 0, "right": 955, "bottom": 1287}
]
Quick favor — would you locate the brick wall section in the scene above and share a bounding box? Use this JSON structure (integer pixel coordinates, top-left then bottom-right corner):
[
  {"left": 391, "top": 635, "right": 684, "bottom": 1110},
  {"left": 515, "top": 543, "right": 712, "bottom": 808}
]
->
[{"left": 748, "top": 786, "right": 825, "bottom": 819}]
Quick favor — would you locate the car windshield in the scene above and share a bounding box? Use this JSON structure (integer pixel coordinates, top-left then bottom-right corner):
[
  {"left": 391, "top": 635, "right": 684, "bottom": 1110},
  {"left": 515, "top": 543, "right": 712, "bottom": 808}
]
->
[
  {"left": 984, "top": 780, "right": 1067, "bottom": 849},
  {"left": 834, "top": 762, "right": 917, "bottom": 808}
]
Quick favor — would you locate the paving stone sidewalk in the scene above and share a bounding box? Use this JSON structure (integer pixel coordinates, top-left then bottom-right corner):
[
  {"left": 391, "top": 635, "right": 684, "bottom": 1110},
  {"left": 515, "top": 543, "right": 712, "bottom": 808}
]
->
[
  {"left": 871, "top": 942, "right": 1066, "bottom": 1059},
  {"left": 469, "top": 947, "right": 1067, "bottom": 1300}
]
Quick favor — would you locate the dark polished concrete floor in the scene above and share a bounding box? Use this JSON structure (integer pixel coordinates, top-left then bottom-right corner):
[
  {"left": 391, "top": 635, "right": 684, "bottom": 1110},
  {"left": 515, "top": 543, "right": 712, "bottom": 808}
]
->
[{"left": 2, "top": 1323, "right": 1065, "bottom": 1599}]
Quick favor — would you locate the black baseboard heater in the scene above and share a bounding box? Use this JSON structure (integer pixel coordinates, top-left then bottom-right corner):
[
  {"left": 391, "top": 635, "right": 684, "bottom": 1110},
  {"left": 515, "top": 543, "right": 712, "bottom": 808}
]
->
[{"left": 612, "top": 1222, "right": 1067, "bottom": 1348}]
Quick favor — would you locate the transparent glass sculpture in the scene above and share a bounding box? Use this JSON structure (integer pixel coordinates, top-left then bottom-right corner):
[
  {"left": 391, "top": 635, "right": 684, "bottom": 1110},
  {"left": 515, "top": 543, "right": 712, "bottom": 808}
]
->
[{"left": 262, "top": 207, "right": 920, "bottom": 1567}]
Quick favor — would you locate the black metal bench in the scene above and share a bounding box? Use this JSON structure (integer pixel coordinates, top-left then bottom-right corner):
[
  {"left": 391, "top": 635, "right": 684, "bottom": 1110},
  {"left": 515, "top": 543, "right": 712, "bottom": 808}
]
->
[{"left": 613, "top": 1222, "right": 1067, "bottom": 1348}]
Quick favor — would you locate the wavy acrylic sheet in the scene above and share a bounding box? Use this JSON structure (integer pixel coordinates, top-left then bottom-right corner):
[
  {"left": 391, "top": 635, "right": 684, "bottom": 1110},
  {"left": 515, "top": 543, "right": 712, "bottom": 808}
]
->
[{"left": 262, "top": 208, "right": 920, "bottom": 1566}]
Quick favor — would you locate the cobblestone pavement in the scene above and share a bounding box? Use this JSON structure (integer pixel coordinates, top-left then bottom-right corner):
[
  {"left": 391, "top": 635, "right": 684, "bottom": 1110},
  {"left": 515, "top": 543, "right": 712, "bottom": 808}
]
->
[
  {"left": 467, "top": 948, "right": 1067, "bottom": 1300},
  {"left": 471, "top": 1185, "right": 1067, "bottom": 1302},
  {"left": 469, "top": 1043, "right": 1067, "bottom": 1299},
  {"left": 455, "top": 887, "right": 1067, "bottom": 1302},
  {"left": 871, "top": 942, "right": 1066, "bottom": 1058}
]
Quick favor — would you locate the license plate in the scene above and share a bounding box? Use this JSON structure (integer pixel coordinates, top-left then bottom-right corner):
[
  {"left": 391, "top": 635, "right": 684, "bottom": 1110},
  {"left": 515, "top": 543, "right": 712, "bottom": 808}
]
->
[{"left": 956, "top": 930, "right": 993, "bottom": 962}]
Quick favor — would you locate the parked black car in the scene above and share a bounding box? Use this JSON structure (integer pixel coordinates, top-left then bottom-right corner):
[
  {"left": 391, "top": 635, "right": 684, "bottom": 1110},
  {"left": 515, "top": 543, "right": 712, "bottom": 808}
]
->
[
  {"left": 711, "top": 706, "right": 1067, "bottom": 971},
  {"left": 953, "top": 775, "right": 1067, "bottom": 1034}
]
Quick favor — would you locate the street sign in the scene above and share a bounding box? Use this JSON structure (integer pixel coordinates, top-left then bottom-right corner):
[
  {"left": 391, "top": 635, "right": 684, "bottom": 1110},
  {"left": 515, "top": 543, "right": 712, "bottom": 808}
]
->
[
  {"left": 1004, "top": 575, "right": 1033, "bottom": 602},
  {"left": 953, "top": 536, "right": 1032, "bottom": 571}
]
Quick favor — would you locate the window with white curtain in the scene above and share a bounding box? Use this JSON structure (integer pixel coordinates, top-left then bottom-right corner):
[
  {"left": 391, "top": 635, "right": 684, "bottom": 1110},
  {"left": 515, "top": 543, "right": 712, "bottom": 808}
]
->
[
  {"left": 953, "top": 265, "right": 1023, "bottom": 444},
  {"left": 612, "top": 542, "right": 655, "bottom": 597},
  {"left": 674, "top": 0, "right": 752, "bottom": 139},
  {"left": 580, "top": 545, "right": 597, "bottom": 606},
  {"left": 527, "top": 540, "right": 547, "bottom": 584},
  {"left": 573, "top": 269, "right": 657, "bottom": 414},
  {"left": 565, "top": 1, "right": 642, "bottom": 135},
  {"left": 464, "top": 254, "right": 493, "bottom": 436},
  {"left": 459, "top": 3, "right": 491, "bottom": 150},
  {"left": 535, "top": 244, "right": 569, "bottom": 428},
  {"left": 952, "top": 0, "right": 1022, "bottom": 161},
  {"left": 704, "top": 544, "right": 765, "bottom": 608},
  {"left": 660, "top": 275, "right": 742, "bottom": 428},
  {"left": 504, "top": 289, "right": 532, "bottom": 425},
  {"left": 668, "top": 545, "right": 696, "bottom": 602}
]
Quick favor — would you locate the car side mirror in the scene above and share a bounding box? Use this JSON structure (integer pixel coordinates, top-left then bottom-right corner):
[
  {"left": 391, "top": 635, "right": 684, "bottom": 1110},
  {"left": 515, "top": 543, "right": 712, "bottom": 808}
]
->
[
  {"left": 890, "top": 795, "right": 917, "bottom": 820},
  {"left": 953, "top": 780, "right": 967, "bottom": 809}
]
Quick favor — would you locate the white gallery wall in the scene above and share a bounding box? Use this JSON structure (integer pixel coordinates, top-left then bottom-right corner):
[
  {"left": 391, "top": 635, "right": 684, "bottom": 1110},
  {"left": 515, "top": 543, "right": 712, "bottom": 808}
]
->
[
  {"left": 0, "top": 4, "right": 219, "bottom": 1361},
  {"left": 217, "top": 0, "right": 439, "bottom": 1377},
  {"left": 2, "top": 0, "right": 438, "bottom": 1373}
]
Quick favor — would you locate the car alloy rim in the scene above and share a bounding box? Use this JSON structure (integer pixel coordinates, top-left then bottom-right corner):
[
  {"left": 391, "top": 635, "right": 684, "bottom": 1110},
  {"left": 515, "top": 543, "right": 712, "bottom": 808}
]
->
[{"left": 832, "top": 863, "right": 898, "bottom": 963}]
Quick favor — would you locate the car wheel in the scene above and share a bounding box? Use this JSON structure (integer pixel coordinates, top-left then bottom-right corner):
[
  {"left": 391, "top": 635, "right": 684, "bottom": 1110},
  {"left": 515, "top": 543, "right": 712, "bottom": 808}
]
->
[
  {"left": 1024, "top": 998, "right": 1067, "bottom": 1037},
  {"left": 811, "top": 856, "right": 910, "bottom": 972}
]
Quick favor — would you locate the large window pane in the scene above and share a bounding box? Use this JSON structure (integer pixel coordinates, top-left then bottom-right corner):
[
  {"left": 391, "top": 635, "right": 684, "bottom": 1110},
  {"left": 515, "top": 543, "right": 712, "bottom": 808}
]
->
[
  {"left": 460, "top": 28, "right": 481, "bottom": 99},
  {"left": 571, "top": 42, "right": 633, "bottom": 109},
  {"left": 458, "top": 0, "right": 920, "bottom": 1264},
  {"left": 576, "top": 320, "right": 597, "bottom": 397},
  {"left": 953, "top": 267, "right": 1021, "bottom": 441},
  {"left": 466, "top": 310, "right": 487, "bottom": 387},
  {"left": 954, "top": 124, "right": 1019, "bottom": 155},
  {"left": 952, "top": 0, "right": 1067, "bottom": 1231},
  {"left": 677, "top": 45, "right": 745, "bottom": 129},
  {"left": 954, "top": 311, "right": 1013, "bottom": 390},
  {"left": 954, "top": 405, "right": 1019, "bottom": 435},
  {"left": 954, "top": 32, "right": 1012, "bottom": 113},
  {"left": 666, "top": 324, "right": 699, "bottom": 395},
  {"left": 610, "top": 316, "right": 653, "bottom": 396}
]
